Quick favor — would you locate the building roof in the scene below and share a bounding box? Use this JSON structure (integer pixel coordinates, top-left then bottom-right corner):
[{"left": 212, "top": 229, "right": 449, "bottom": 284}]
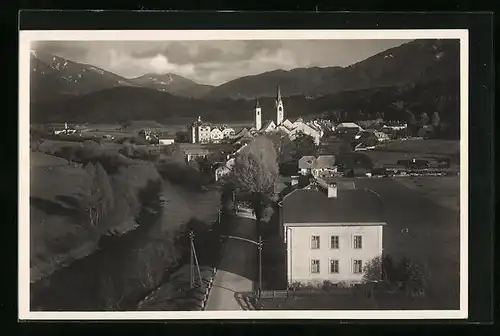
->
[
  {"left": 337, "top": 122, "right": 363, "bottom": 130},
  {"left": 261, "top": 120, "right": 276, "bottom": 130},
  {"left": 298, "top": 156, "right": 316, "bottom": 169},
  {"left": 312, "top": 155, "right": 336, "bottom": 169},
  {"left": 282, "top": 188, "right": 384, "bottom": 224}
]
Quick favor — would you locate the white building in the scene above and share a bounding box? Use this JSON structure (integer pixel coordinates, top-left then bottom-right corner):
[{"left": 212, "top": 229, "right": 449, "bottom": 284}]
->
[
  {"left": 159, "top": 137, "right": 175, "bottom": 145},
  {"left": 210, "top": 127, "right": 224, "bottom": 143},
  {"left": 188, "top": 116, "right": 212, "bottom": 144},
  {"left": 336, "top": 122, "right": 364, "bottom": 133},
  {"left": 222, "top": 127, "right": 235, "bottom": 138},
  {"left": 280, "top": 187, "right": 385, "bottom": 286},
  {"left": 289, "top": 123, "right": 322, "bottom": 145}
]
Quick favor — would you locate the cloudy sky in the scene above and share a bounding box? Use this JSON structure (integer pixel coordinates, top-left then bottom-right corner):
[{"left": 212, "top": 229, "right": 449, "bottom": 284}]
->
[{"left": 32, "top": 39, "right": 412, "bottom": 86}]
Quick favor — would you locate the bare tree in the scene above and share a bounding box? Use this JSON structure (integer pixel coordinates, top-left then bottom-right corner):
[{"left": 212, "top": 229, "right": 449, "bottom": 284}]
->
[{"left": 230, "top": 136, "right": 279, "bottom": 235}]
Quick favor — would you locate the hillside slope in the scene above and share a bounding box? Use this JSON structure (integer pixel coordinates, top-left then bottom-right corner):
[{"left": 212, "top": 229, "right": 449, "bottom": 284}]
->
[
  {"left": 30, "top": 51, "right": 137, "bottom": 102},
  {"left": 128, "top": 73, "right": 214, "bottom": 98},
  {"left": 203, "top": 39, "right": 459, "bottom": 99}
]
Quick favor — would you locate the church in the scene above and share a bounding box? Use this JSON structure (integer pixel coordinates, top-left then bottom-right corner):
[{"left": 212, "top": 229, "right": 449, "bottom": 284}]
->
[{"left": 252, "top": 85, "right": 322, "bottom": 145}]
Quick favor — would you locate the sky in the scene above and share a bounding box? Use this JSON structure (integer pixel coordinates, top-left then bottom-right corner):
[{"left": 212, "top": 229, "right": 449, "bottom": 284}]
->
[{"left": 32, "top": 39, "right": 412, "bottom": 86}]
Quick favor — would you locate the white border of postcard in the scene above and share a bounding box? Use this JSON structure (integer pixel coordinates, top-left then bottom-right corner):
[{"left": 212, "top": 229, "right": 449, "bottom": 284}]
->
[{"left": 19, "top": 29, "right": 469, "bottom": 320}]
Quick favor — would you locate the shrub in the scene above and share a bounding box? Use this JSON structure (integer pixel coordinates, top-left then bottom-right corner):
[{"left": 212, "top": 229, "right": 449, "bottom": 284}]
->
[{"left": 156, "top": 162, "right": 207, "bottom": 191}]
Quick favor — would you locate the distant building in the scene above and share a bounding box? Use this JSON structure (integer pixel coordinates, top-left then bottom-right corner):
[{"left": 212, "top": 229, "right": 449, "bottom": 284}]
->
[
  {"left": 158, "top": 135, "right": 176, "bottom": 146},
  {"left": 311, "top": 155, "right": 337, "bottom": 178},
  {"left": 336, "top": 122, "right": 364, "bottom": 133},
  {"left": 188, "top": 116, "right": 238, "bottom": 144},
  {"left": 210, "top": 127, "right": 224, "bottom": 143},
  {"left": 280, "top": 187, "right": 385, "bottom": 286},
  {"left": 298, "top": 156, "right": 316, "bottom": 176},
  {"left": 221, "top": 127, "right": 236, "bottom": 138},
  {"left": 53, "top": 122, "right": 77, "bottom": 135}
]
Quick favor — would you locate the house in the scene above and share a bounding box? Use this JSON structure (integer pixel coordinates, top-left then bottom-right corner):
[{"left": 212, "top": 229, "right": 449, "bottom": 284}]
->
[
  {"left": 356, "top": 129, "right": 390, "bottom": 143},
  {"left": 282, "top": 119, "right": 294, "bottom": 130},
  {"left": 210, "top": 127, "right": 224, "bottom": 143},
  {"left": 221, "top": 127, "right": 235, "bottom": 138},
  {"left": 289, "top": 122, "right": 321, "bottom": 145},
  {"left": 280, "top": 187, "right": 385, "bottom": 286},
  {"left": 215, "top": 158, "right": 235, "bottom": 182},
  {"left": 298, "top": 156, "right": 316, "bottom": 176},
  {"left": 336, "top": 122, "right": 364, "bottom": 134},
  {"left": 183, "top": 148, "right": 211, "bottom": 162},
  {"left": 311, "top": 155, "right": 337, "bottom": 178},
  {"left": 260, "top": 120, "right": 276, "bottom": 133},
  {"left": 158, "top": 135, "right": 176, "bottom": 146}
]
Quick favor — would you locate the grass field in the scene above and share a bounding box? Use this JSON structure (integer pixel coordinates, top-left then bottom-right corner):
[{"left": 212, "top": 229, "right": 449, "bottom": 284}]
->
[
  {"left": 376, "top": 139, "right": 460, "bottom": 155},
  {"left": 356, "top": 178, "right": 461, "bottom": 310},
  {"left": 29, "top": 150, "right": 163, "bottom": 282},
  {"left": 365, "top": 139, "right": 461, "bottom": 168},
  {"left": 394, "top": 176, "right": 460, "bottom": 212},
  {"left": 30, "top": 152, "right": 95, "bottom": 282}
]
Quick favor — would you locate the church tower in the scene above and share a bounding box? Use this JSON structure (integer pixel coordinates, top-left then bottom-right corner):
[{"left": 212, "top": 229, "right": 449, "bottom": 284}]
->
[
  {"left": 255, "top": 99, "right": 262, "bottom": 130},
  {"left": 275, "top": 85, "right": 284, "bottom": 125}
]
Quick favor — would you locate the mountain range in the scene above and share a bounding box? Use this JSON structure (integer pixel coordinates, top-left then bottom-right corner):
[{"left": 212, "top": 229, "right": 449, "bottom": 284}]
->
[{"left": 30, "top": 38, "right": 460, "bottom": 137}]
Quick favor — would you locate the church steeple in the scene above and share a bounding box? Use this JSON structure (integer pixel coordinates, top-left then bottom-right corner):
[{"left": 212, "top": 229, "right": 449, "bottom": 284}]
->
[
  {"left": 255, "top": 98, "right": 262, "bottom": 130},
  {"left": 275, "top": 85, "right": 284, "bottom": 125}
]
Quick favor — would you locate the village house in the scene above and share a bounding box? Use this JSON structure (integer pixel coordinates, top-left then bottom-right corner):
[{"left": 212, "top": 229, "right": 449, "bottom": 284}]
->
[
  {"left": 298, "top": 156, "right": 316, "bottom": 176},
  {"left": 311, "top": 155, "right": 337, "bottom": 178},
  {"left": 158, "top": 135, "right": 176, "bottom": 146},
  {"left": 210, "top": 127, "right": 224, "bottom": 143},
  {"left": 336, "top": 122, "right": 364, "bottom": 133},
  {"left": 214, "top": 157, "right": 235, "bottom": 182},
  {"left": 221, "top": 127, "right": 236, "bottom": 138},
  {"left": 188, "top": 116, "right": 237, "bottom": 144},
  {"left": 279, "top": 185, "right": 386, "bottom": 286},
  {"left": 53, "top": 122, "right": 77, "bottom": 135}
]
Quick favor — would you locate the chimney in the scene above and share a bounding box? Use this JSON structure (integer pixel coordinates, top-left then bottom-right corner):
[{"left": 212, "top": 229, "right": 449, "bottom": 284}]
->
[
  {"left": 328, "top": 183, "right": 338, "bottom": 198},
  {"left": 290, "top": 175, "right": 299, "bottom": 186}
]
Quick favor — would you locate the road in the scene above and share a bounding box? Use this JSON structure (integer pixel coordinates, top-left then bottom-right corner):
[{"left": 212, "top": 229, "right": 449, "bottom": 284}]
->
[
  {"left": 204, "top": 214, "right": 258, "bottom": 310},
  {"left": 356, "top": 177, "right": 461, "bottom": 309}
]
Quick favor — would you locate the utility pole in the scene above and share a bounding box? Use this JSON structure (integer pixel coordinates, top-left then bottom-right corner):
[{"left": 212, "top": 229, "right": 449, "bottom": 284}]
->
[
  {"left": 189, "top": 230, "right": 194, "bottom": 289},
  {"left": 258, "top": 235, "right": 263, "bottom": 308}
]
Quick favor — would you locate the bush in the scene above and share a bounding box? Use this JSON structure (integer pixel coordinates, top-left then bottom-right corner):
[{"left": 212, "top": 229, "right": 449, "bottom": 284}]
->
[{"left": 156, "top": 162, "right": 208, "bottom": 191}]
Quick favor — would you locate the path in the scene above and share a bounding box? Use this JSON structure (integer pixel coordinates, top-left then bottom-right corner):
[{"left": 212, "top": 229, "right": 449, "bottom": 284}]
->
[{"left": 204, "top": 214, "right": 258, "bottom": 310}]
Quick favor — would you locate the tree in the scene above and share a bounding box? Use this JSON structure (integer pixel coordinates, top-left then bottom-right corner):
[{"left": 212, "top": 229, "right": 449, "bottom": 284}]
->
[
  {"left": 432, "top": 111, "right": 441, "bottom": 129},
  {"left": 420, "top": 112, "right": 430, "bottom": 126},
  {"left": 230, "top": 136, "right": 279, "bottom": 235},
  {"left": 362, "top": 256, "right": 383, "bottom": 283},
  {"left": 290, "top": 132, "right": 318, "bottom": 161},
  {"left": 267, "top": 132, "right": 292, "bottom": 163}
]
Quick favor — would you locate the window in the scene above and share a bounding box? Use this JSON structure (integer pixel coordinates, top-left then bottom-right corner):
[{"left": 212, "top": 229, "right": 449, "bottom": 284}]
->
[
  {"left": 330, "top": 260, "right": 339, "bottom": 274},
  {"left": 353, "top": 260, "right": 363, "bottom": 274},
  {"left": 311, "top": 259, "right": 320, "bottom": 274},
  {"left": 311, "top": 235, "right": 320, "bottom": 249},
  {"left": 330, "top": 235, "right": 339, "bottom": 249},
  {"left": 353, "top": 235, "right": 363, "bottom": 249}
]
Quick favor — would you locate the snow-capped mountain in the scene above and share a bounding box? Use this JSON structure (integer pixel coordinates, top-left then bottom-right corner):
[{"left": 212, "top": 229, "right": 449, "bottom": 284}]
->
[
  {"left": 29, "top": 51, "right": 214, "bottom": 101},
  {"left": 30, "top": 51, "right": 138, "bottom": 102}
]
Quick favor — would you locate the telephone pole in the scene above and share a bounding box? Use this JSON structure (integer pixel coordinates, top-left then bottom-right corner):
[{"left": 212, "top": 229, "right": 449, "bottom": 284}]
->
[
  {"left": 189, "top": 230, "right": 203, "bottom": 289},
  {"left": 189, "top": 230, "right": 194, "bottom": 289},
  {"left": 258, "top": 235, "right": 263, "bottom": 308}
]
